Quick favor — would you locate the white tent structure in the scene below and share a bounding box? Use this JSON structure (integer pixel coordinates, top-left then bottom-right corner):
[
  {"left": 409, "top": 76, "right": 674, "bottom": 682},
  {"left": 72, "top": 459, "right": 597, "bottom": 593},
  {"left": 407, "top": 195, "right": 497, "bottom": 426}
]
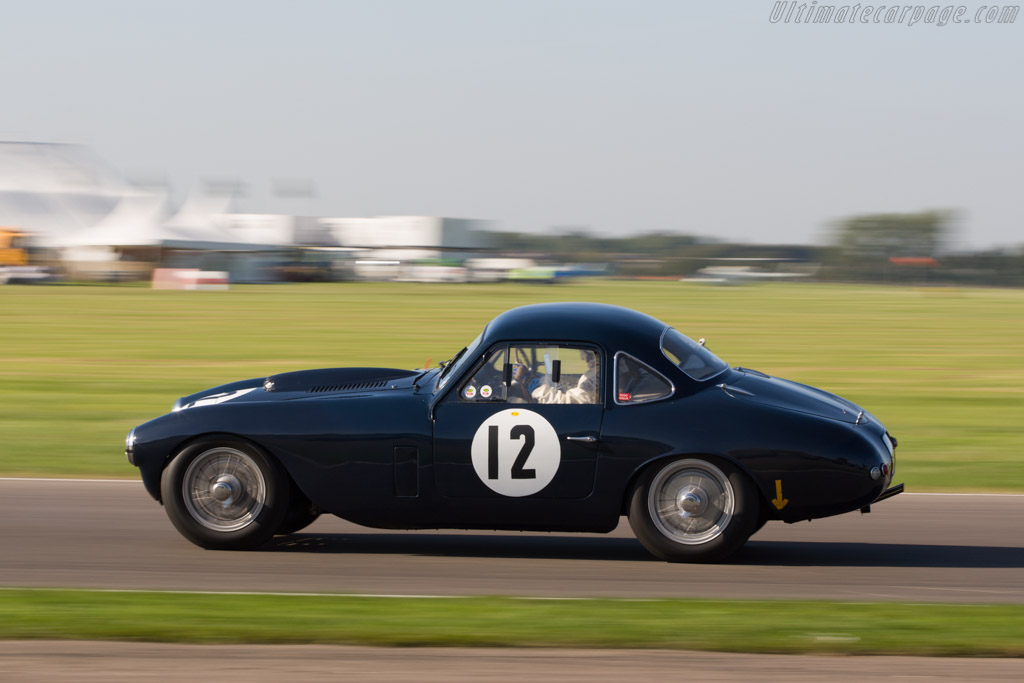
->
[
  {"left": 0, "top": 142, "right": 126, "bottom": 238},
  {"left": 53, "top": 190, "right": 169, "bottom": 248},
  {"left": 53, "top": 187, "right": 291, "bottom": 251},
  {"left": 161, "top": 190, "right": 290, "bottom": 250},
  {"left": 2, "top": 142, "right": 494, "bottom": 283},
  {"left": 155, "top": 189, "right": 291, "bottom": 282},
  {"left": 1, "top": 143, "right": 288, "bottom": 251},
  {"left": 50, "top": 187, "right": 293, "bottom": 282}
]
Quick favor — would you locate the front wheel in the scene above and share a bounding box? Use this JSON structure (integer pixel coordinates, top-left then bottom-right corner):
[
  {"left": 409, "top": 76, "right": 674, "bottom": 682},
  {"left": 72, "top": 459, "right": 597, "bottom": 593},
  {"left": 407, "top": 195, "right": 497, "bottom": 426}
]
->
[
  {"left": 628, "top": 457, "right": 759, "bottom": 563},
  {"left": 161, "top": 438, "right": 290, "bottom": 550}
]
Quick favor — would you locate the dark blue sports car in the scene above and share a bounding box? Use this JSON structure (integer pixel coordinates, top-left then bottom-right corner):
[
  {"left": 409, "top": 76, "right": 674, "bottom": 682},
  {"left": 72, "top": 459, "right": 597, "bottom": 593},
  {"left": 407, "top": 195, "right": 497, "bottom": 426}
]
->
[{"left": 127, "top": 302, "right": 902, "bottom": 562}]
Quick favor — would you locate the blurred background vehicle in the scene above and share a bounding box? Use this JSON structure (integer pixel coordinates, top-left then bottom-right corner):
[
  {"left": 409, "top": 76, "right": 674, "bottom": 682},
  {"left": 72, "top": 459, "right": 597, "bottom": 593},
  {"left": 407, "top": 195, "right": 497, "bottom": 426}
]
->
[{"left": 0, "top": 227, "right": 54, "bottom": 284}]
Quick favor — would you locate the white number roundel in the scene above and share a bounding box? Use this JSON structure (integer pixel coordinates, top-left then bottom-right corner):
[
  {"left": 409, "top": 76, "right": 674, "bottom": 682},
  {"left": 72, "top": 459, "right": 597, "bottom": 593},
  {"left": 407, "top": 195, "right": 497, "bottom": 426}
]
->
[{"left": 470, "top": 409, "right": 561, "bottom": 497}]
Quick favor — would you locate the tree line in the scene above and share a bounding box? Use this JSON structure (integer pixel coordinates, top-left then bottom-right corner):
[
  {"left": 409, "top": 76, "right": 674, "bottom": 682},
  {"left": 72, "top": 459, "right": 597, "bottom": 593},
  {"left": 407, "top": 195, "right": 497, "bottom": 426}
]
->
[{"left": 488, "top": 210, "right": 1024, "bottom": 287}]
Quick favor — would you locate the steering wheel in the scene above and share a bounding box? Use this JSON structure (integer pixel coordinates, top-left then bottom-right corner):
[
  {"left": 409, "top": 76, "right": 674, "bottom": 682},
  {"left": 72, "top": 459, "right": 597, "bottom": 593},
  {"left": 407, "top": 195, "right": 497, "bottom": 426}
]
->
[
  {"left": 511, "top": 348, "right": 534, "bottom": 380},
  {"left": 511, "top": 348, "right": 536, "bottom": 401}
]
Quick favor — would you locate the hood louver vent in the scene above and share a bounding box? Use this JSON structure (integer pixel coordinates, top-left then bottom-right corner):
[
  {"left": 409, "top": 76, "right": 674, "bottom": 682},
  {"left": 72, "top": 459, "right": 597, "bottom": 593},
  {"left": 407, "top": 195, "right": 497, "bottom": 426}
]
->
[
  {"left": 265, "top": 367, "right": 417, "bottom": 394},
  {"left": 309, "top": 379, "right": 388, "bottom": 394}
]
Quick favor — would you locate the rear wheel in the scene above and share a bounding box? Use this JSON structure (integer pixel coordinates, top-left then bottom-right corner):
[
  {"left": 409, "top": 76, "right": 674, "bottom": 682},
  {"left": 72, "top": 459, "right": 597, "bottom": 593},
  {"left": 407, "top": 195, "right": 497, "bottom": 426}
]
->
[
  {"left": 161, "top": 438, "right": 289, "bottom": 550},
  {"left": 750, "top": 505, "right": 770, "bottom": 536},
  {"left": 628, "top": 457, "right": 759, "bottom": 562}
]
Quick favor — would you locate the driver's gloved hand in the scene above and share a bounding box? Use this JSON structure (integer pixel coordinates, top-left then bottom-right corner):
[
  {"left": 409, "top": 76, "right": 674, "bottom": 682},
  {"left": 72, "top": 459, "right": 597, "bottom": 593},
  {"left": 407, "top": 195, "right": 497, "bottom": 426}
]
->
[{"left": 512, "top": 364, "right": 527, "bottom": 382}]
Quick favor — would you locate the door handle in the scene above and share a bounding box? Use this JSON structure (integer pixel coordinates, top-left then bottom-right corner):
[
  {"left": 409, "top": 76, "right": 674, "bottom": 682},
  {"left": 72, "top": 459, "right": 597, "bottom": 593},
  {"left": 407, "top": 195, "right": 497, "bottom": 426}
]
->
[{"left": 566, "top": 435, "right": 598, "bottom": 443}]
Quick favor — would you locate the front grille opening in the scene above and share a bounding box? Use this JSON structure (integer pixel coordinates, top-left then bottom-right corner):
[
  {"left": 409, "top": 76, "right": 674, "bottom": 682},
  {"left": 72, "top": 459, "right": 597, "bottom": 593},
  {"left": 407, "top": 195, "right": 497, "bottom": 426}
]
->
[{"left": 309, "top": 379, "right": 388, "bottom": 393}]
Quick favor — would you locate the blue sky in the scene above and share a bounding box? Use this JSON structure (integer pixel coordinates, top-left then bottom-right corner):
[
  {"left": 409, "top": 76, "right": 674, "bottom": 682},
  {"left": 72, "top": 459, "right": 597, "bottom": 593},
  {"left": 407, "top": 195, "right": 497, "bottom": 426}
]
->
[{"left": 1, "top": 1, "right": 1020, "bottom": 248}]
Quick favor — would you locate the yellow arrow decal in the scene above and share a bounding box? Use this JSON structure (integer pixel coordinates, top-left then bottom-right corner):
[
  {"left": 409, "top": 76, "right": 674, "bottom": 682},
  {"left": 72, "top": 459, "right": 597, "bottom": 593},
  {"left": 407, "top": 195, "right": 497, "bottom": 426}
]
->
[{"left": 771, "top": 479, "right": 789, "bottom": 510}]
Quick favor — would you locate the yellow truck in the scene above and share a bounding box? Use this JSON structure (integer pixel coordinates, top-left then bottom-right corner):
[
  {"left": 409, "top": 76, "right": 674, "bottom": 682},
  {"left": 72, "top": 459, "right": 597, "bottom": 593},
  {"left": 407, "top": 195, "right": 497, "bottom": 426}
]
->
[
  {"left": 0, "top": 228, "right": 52, "bottom": 284},
  {"left": 0, "top": 228, "right": 29, "bottom": 266}
]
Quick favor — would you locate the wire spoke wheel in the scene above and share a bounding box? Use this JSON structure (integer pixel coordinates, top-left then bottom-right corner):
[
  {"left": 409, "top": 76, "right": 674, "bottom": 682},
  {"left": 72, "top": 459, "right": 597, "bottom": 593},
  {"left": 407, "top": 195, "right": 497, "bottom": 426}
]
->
[
  {"left": 163, "top": 438, "right": 291, "bottom": 550},
  {"left": 648, "top": 459, "right": 735, "bottom": 545},
  {"left": 182, "top": 447, "right": 267, "bottom": 532},
  {"left": 629, "top": 456, "right": 756, "bottom": 562}
]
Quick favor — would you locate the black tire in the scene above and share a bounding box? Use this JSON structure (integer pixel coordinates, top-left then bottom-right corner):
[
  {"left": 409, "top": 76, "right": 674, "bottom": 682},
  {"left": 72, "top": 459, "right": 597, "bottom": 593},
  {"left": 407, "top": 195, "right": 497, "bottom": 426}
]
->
[
  {"left": 276, "top": 491, "right": 322, "bottom": 536},
  {"left": 628, "top": 457, "right": 759, "bottom": 563},
  {"left": 750, "top": 505, "right": 770, "bottom": 536},
  {"left": 161, "top": 437, "right": 290, "bottom": 550}
]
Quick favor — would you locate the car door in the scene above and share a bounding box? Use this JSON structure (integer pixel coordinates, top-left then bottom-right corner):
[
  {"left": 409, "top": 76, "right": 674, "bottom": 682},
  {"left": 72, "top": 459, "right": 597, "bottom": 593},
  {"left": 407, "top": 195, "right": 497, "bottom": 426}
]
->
[{"left": 433, "top": 343, "right": 604, "bottom": 500}]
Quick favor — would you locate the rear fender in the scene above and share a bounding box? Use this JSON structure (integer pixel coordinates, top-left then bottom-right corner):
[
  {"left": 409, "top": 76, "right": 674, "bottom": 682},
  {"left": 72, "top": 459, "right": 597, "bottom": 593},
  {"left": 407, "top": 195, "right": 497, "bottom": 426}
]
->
[{"left": 619, "top": 451, "right": 768, "bottom": 516}]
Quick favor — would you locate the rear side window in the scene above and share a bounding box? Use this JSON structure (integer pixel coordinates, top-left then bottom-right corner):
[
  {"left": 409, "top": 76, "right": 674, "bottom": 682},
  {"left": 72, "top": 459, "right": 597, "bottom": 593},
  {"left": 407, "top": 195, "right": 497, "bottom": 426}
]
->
[
  {"left": 661, "top": 328, "right": 728, "bottom": 381},
  {"left": 614, "top": 353, "right": 673, "bottom": 405}
]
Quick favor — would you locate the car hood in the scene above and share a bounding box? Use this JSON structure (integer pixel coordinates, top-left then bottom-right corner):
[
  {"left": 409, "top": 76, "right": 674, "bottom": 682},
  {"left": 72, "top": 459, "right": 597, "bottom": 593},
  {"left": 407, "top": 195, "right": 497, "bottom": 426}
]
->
[
  {"left": 727, "top": 369, "right": 864, "bottom": 424},
  {"left": 173, "top": 367, "right": 424, "bottom": 411}
]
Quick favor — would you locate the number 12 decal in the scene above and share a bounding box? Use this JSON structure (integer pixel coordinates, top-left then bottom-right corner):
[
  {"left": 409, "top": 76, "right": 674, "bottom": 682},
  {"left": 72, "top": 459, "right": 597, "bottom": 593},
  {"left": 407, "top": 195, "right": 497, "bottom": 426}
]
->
[
  {"left": 488, "top": 424, "right": 536, "bottom": 480},
  {"left": 472, "top": 409, "right": 560, "bottom": 497}
]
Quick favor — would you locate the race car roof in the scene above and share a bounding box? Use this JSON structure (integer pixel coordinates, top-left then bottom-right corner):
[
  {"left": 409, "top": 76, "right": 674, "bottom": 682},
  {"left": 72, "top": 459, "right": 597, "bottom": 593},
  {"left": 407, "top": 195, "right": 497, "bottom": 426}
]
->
[{"left": 481, "top": 302, "right": 668, "bottom": 352}]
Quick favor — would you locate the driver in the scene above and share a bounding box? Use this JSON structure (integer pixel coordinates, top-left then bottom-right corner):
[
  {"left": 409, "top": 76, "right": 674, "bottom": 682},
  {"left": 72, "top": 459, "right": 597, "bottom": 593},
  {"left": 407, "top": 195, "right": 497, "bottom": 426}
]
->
[{"left": 514, "top": 349, "right": 598, "bottom": 404}]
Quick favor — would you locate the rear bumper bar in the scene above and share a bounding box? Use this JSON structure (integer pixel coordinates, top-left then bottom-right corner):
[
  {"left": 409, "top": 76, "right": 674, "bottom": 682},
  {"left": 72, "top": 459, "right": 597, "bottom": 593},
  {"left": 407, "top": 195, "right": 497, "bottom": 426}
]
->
[
  {"left": 875, "top": 482, "right": 904, "bottom": 503},
  {"left": 860, "top": 483, "right": 904, "bottom": 513}
]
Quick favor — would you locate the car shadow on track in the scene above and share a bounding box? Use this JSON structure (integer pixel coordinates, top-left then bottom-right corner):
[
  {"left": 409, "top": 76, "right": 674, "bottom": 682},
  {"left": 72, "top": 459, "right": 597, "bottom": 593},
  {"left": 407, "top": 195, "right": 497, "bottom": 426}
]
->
[
  {"left": 737, "top": 541, "right": 1024, "bottom": 568},
  {"left": 266, "top": 533, "right": 1024, "bottom": 568},
  {"left": 266, "top": 532, "right": 658, "bottom": 561}
]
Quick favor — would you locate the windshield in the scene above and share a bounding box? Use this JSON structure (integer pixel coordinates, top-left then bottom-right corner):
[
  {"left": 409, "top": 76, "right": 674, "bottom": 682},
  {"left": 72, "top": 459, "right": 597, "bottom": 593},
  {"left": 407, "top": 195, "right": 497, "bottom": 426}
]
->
[
  {"left": 436, "top": 333, "right": 483, "bottom": 390},
  {"left": 661, "top": 328, "right": 728, "bottom": 381}
]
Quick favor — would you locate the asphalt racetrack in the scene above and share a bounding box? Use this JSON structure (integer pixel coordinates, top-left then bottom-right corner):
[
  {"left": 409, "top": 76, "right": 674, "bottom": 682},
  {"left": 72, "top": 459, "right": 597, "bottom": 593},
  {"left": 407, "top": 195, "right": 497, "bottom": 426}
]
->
[
  {"left": 4, "top": 641, "right": 1024, "bottom": 682},
  {"left": 1, "top": 479, "right": 1022, "bottom": 603}
]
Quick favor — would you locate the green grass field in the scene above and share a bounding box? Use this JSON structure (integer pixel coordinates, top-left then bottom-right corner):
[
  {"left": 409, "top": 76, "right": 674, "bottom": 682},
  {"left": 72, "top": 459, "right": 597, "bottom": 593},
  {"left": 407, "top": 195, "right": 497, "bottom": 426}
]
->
[
  {"left": 1, "top": 280, "right": 1022, "bottom": 489},
  {"left": 3, "top": 589, "right": 1023, "bottom": 656}
]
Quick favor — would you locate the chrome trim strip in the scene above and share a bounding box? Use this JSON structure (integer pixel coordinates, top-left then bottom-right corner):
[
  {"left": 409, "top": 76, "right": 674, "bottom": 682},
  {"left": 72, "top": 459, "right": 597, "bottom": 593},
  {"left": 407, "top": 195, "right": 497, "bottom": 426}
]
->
[{"left": 716, "top": 383, "right": 755, "bottom": 397}]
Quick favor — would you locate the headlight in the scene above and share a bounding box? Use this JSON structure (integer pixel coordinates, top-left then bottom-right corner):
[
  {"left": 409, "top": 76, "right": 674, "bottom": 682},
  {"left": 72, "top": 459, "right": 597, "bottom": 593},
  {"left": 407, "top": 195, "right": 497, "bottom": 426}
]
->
[{"left": 125, "top": 428, "right": 137, "bottom": 466}]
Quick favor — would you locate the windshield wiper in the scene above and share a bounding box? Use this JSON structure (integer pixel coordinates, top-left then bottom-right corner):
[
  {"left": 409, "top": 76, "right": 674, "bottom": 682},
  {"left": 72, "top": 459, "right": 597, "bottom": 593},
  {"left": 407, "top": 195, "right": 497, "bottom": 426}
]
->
[
  {"left": 437, "top": 347, "right": 467, "bottom": 382},
  {"left": 411, "top": 368, "right": 431, "bottom": 389}
]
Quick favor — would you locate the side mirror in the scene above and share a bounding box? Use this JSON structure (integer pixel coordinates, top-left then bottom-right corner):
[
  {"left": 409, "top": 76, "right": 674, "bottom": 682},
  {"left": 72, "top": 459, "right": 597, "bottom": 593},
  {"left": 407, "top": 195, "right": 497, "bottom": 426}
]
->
[{"left": 551, "top": 360, "right": 561, "bottom": 383}]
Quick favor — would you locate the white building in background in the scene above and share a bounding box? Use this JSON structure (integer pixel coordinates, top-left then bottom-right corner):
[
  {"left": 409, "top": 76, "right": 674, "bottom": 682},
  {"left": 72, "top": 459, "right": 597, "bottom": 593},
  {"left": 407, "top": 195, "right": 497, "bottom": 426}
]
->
[
  {"left": 222, "top": 214, "right": 296, "bottom": 247},
  {"left": 323, "top": 216, "right": 489, "bottom": 254},
  {"left": 319, "top": 216, "right": 492, "bottom": 280}
]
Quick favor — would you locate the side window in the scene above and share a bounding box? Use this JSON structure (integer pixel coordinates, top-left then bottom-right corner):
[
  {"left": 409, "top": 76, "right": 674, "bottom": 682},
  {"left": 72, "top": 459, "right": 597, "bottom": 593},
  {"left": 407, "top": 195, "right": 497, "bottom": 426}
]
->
[
  {"left": 507, "top": 345, "right": 600, "bottom": 405},
  {"left": 457, "top": 344, "right": 602, "bottom": 405},
  {"left": 615, "top": 353, "right": 673, "bottom": 405},
  {"left": 459, "top": 346, "right": 508, "bottom": 402}
]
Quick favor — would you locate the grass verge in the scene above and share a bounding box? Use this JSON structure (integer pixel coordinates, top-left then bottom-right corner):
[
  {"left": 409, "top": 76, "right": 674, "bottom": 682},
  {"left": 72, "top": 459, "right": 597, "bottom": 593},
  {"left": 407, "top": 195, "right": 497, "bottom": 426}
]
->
[
  {"left": 2, "top": 589, "right": 1023, "bottom": 656},
  {"left": 2, "top": 281, "right": 1023, "bottom": 489}
]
